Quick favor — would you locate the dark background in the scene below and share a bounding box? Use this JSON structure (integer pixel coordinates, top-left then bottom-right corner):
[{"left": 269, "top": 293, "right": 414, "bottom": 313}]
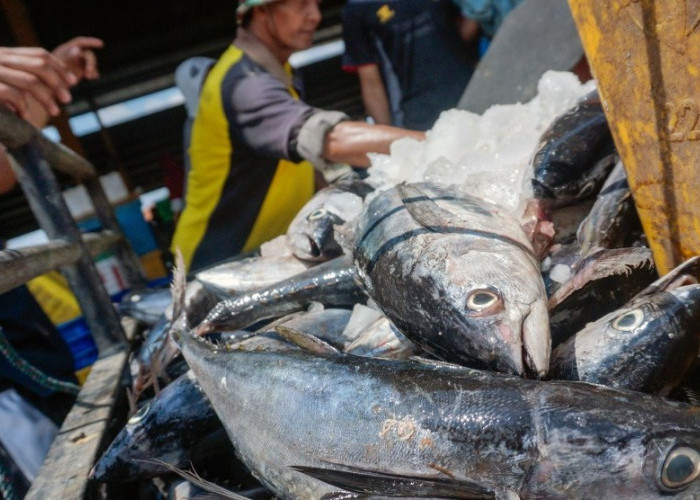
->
[{"left": 0, "top": 0, "right": 363, "bottom": 240}]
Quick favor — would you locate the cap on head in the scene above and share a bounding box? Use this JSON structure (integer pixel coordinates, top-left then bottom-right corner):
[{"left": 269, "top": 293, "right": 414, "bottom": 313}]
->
[{"left": 237, "top": 0, "right": 281, "bottom": 16}]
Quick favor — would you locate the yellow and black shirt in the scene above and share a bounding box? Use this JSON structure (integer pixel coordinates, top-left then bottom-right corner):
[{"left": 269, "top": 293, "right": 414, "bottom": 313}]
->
[{"left": 172, "top": 29, "right": 347, "bottom": 271}]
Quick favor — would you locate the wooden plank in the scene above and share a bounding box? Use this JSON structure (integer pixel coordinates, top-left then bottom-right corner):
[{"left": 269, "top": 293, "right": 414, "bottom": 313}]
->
[{"left": 24, "top": 347, "right": 129, "bottom": 500}]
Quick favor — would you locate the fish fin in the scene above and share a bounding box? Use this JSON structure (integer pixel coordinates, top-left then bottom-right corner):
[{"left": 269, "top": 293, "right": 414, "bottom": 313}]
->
[
  {"left": 633, "top": 255, "right": 700, "bottom": 298},
  {"left": 291, "top": 465, "right": 495, "bottom": 499},
  {"left": 396, "top": 183, "right": 460, "bottom": 230},
  {"left": 171, "top": 248, "right": 189, "bottom": 330},
  {"left": 274, "top": 325, "right": 341, "bottom": 355}
]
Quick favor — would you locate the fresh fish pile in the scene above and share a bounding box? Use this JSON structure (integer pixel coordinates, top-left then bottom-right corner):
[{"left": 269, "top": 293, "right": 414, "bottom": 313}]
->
[{"left": 91, "top": 71, "right": 700, "bottom": 499}]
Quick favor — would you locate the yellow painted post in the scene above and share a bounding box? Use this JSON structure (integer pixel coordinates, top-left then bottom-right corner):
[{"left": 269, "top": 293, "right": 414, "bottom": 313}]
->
[{"left": 567, "top": 0, "right": 700, "bottom": 275}]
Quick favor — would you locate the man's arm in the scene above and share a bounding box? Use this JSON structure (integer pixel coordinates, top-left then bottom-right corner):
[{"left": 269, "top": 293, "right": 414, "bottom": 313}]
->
[
  {"left": 357, "top": 64, "right": 392, "bottom": 126},
  {"left": 322, "top": 121, "right": 425, "bottom": 167}
]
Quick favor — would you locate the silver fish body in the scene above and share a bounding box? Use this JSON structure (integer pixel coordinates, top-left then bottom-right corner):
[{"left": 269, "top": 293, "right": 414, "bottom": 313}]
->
[
  {"left": 195, "top": 255, "right": 366, "bottom": 335},
  {"left": 118, "top": 287, "right": 172, "bottom": 326},
  {"left": 287, "top": 175, "right": 374, "bottom": 262},
  {"left": 354, "top": 182, "right": 550, "bottom": 377},
  {"left": 177, "top": 332, "right": 700, "bottom": 499},
  {"left": 194, "top": 254, "right": 311, "bottom": 297},
  {"left": 550, "top": 284, "right": 700, "bottom": 395}
]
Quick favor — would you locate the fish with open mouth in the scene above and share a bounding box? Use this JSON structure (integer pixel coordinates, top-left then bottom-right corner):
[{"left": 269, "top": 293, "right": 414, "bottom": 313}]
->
[
  {"left": 286, "top": 174, "right": 374, "bottom": 262},
  {"left": 176, "top": 330, "right": 700, "bottom": 499},
  {"left": 354, "top": 182, "right": 550, "bottom": 377}
]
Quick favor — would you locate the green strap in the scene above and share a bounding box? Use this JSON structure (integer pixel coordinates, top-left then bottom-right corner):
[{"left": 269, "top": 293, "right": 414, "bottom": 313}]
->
[{"left": 0, "top": 326, "right": 80, "bottom": 396}]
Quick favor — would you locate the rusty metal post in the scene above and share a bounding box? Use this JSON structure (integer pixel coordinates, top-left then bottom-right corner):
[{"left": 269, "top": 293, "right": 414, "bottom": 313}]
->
[{"left": 568, "top": 0, "right": 700, "bottom": 275}]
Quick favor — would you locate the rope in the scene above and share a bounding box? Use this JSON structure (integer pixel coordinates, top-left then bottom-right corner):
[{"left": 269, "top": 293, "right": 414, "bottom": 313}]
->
[{"left": 0, "top": 326, "right": 80, "bottom": 396}]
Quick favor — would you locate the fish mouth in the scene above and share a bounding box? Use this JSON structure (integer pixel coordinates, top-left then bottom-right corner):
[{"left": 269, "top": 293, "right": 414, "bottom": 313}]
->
[
  {"left": 532, "top": 179, "right": 556, "bottom": 200},
  {"left": 519, "top": 307, "right": 551, "bottom": 379},
  {"left": 307, "top": 236, "right": 322, "bottom": 258}
]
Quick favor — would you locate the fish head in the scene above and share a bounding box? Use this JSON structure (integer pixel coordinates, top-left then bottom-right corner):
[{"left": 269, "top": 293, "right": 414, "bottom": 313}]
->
[
  {"left": 554, "top": 284, "right": 700, "bottom": 394},
  {"left": 441, "top": 239, "right": 551, "bottom": 378},
  {"left": 532, "top": 152, "right": 616, "bottom": 208},
  {"left": 527, "top": 381, "right": 700, "bottom": 497},
  {"left": 287, "top": 191, "right": 365, "bottom": 262}
]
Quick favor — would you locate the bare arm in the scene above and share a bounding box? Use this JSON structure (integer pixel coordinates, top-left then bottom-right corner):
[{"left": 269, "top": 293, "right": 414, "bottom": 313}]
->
[
  {"left": 322, "top": 120, "right": 425, "bottom": 167},
  {"left": 357, "top": 64, "right": 392, "bottom": 125}
]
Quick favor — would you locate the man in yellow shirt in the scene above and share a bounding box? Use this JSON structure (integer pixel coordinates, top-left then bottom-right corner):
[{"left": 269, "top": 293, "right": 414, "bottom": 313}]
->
[{"left": 171, "top": 0, "right": 425, "bottom": 271}]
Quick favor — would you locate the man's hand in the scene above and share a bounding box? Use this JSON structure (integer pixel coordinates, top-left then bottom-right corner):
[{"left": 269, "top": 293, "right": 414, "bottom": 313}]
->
[
  {"left": 52, "top": 36, "right": 104, "bottom": 82},
  {"left": 0, "top": 46, "right": 77, "bottom": 119}
]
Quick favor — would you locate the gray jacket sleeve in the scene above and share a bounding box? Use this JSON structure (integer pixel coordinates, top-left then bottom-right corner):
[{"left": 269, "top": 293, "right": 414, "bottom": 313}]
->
[{"left": 296, "top": 109, "right": 353, "bottom": 181}]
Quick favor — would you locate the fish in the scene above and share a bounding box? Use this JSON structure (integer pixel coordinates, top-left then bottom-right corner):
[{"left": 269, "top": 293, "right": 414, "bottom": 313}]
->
[
  {"left": 672, "top": 358, "right": 700, "bottom": 406},
  {"left": 576, "top": 160, "right": 642, "bottom": 256},
  {"left": 548, "top": 246, "right": 657, "bottom": 346},
  {"left": 286, "top": 174, "right": 374, "bottom": 262},
  {"left": 117, "top": 287, "right": 172, "bottom": 326},
  {"left": 176, "top": 331, "right": 700, "bottom": 499},
  {"left": 90, "top": 370, "right": 236, "bottom": 482},
  {"left": 131, "top": 279, "right": 220, "bottom": 399},
  {"left": 550, "top": 283, "right": 700, "bottom": 395},
  {"left": 531, "top": 90, "right": 617, "bottom": 208},
  {"left": 194, "top": 255, "right": 366, "bottom": 336},
  {"left": 94, "top": 307, "right": 365, "bottom": 483},
  {"left": 354, "top": 182, "right": 550, "bottom": 377},
  {"left": 194, "top": 253, "right": 311, "bottom": 298},
  {"left": 341, "top": 304, "right": 418, "bottom": 360}
]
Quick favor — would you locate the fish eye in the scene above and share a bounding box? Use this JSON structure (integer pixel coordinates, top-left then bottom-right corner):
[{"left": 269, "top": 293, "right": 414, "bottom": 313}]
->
[
  {"left": 578, "top": 181, "right": 597, "bottom": 198},
  {"left": 128, "top": 403, "right": 150, "bottom": 424},
  {"left": 661, "top": 447, "right": 700, "bottom": 490},
  {"left": 307, "top": 208, "right": 327, "bottom": 221},
  {"left": 611, "top": 309, "right": 645, "bottom": 331},
  {"left": 466, "top": 289, "right": 501, "bottom": 313}
]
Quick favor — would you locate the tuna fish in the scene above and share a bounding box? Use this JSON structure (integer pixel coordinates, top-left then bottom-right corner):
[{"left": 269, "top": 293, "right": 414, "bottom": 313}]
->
[
  {"left": 576, "top": 161, "right": 642, "bottom": 256},
  {"left": 286, "top": 174, "right": 374, "bottom": 262},
  {"left": 176, "top": 331, "right": 700, "bottom": 499},
  {"left": 194, "top": 253, "right": 311, "bottom": 298},
  {"left": 194, "top": 255, "right": 366, "bottom": 336},
  {"left": 550, "top": 283, "right": 700, "bottom": 395},
  {"left": 90, "top": 370, "right": 235, "bottom": 481},
  {"left": 548, "top": 246, "right": 657, "bottom": 346},
  {"left": 531, "top": 90, "right": 617, "bottom": 208},
  {"left": 354, "top": 182, "right": 550, "bottom": 377},
  {"left": 118, "top": 287, "right": 172, "bottom": 326}
]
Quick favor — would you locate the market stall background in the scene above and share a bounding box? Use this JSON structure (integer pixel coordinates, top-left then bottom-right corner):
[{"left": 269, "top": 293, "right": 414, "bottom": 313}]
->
[{"left": 0, "top": 0, "right": 362, "bottom": 241}]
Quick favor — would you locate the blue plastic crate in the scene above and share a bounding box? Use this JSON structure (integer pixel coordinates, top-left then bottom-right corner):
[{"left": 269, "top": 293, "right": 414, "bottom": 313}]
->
[{"left": 57, "top": 317, "right": 98, "bottom": 371}]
